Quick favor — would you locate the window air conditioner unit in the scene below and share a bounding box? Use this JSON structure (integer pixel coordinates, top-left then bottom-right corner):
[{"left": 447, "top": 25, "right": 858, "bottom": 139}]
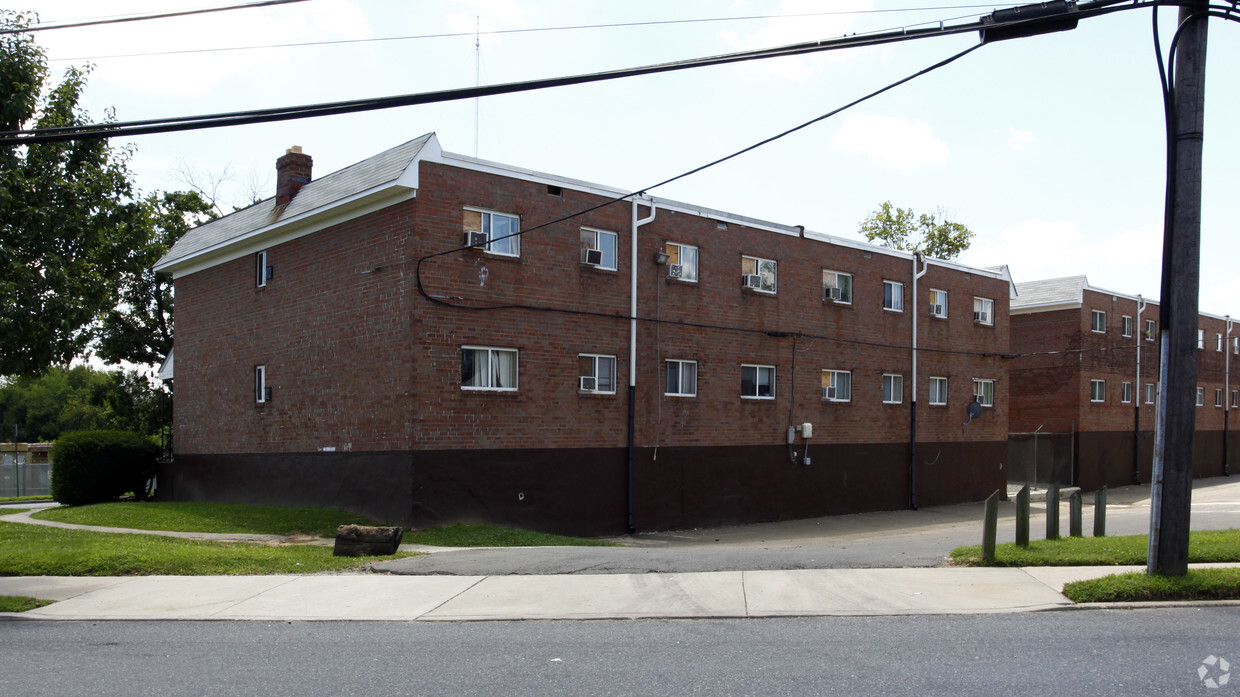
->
[
  {"left": 822, "top": 386, "right": 836, "bottom": 400},
  {"left": 743, "top": 274, "right": 762, "bottom": 289},
  {"left": 464, "top": 231, "right": 488, "bottom": 248},
  {"left": 667, "top": 263, "right": 684, "bottom": 279},
  {"left": 929, "top": 304, "right": 943, "bottom": 316},
  {"left": 581, "top": 248, "right": 604, "bottom": 266},
  {"left": 579, "top": 376, "right": 597, "bottom": 391},
  {"left": 824, "top": 286, "right": 842, "bottom": 302},
  {"left": 974, "top": 311, "right": 989, "bottom": 323}
]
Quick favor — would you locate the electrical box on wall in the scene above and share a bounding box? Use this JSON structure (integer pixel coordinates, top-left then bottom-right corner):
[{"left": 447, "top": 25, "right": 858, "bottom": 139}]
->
[{"left": 799, "top": 423, "right": 813, "bottom": 439}]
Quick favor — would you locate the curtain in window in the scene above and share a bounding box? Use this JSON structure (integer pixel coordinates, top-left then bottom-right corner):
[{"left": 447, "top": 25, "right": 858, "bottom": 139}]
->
[{"left": 491, "top": 350, "right": 516, "bottom": 389}]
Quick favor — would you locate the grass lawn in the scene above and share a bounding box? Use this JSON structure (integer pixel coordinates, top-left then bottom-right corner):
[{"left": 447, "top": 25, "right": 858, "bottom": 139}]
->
[
  {"left": 1064, "top": 568, "right": 1240, "bottom": 603},
  {"left": 0, "top": 595, "right": 53, "bottom": 612},
  {"left": 0, "top": 495, "right": 53, "bottom": 503},
  {"left": 0, "top": 520, "right": 412, "bottom": 576},
  {"left": 403, "top": 523, "right": 617, "bottom": 548},
  {"left": 950, "top": 529, "right": 1240, "bottom": 567},
  {"left": 34, "top": 501, "right": 381, "bottom": 538}
]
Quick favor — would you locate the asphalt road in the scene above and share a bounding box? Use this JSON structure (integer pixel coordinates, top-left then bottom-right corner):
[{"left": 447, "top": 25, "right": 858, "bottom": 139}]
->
[
  {"left": 376, "top": 478, "right": 1240, "bottom": 575},
  {"left": 4, "top": 608, "right": 1239, "bottom": 696}
]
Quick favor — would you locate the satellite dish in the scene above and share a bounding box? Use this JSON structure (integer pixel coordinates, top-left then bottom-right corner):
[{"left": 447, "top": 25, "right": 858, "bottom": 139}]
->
[{"left": 966, "top": 401, "right": 984, "bottom": 420}]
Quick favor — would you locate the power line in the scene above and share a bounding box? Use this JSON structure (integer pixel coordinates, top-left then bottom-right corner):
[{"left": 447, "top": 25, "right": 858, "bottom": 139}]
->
[
  {"left": 46, "top": 5, "right": 1005, "bottom": 63},
  {"left": 0, "top": 0, "right": 312, "bottom": 34}
]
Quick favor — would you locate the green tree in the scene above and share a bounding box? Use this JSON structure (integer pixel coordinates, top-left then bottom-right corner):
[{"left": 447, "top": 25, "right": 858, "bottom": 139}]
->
[
  {"left": 859, "top": 201, "right": 975, "bottom": 261},
  {"left": 0, "top": 366, "right": 170, "bottom": 442}
]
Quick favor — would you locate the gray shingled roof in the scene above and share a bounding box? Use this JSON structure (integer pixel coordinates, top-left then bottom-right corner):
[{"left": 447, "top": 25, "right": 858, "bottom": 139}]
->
[
  {"left": 155, "top": 133, "right": 433, "bottom": 270},
  {"left": 1011, "top": 275, "right": 1088, "bottom": 308}
]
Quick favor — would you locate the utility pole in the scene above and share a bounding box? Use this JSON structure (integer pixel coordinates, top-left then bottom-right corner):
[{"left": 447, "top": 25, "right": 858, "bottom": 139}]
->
[{"left": 1149, "top": 1, "right": 1209, "bottom": 577}]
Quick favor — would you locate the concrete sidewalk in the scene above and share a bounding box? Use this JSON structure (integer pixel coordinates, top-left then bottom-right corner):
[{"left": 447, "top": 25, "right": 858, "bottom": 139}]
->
[{"left": 6, "top": 565, "right": 1238, "bottom": 622}]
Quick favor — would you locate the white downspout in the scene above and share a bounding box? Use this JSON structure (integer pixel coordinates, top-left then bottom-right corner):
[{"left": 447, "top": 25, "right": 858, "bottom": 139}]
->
[
  {"left": 1226, "top": 315, "right": 1233, "bottom": 475},
  {"left": 1135, "top": 295, "right": 1147, "bottom": 483},
  {"left": 626, "top": 195, "right": 657, "bottom": 533},
  {"left": 909, "top": 253, "right": 929, "bottom": 510}
]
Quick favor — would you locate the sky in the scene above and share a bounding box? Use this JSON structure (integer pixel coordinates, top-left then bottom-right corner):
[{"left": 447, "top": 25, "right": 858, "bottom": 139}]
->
[{"left": 13, "top": 0, "right": 1240, "bottom": 316}]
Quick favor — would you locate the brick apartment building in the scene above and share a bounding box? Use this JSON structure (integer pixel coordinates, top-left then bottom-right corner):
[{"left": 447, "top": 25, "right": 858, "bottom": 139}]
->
[
  {"left": 1008, "top": 275, "right": 1237, "bottom": 490},
  {"left": 154, "top": 133, "right": 1013, "bottom": 535}
]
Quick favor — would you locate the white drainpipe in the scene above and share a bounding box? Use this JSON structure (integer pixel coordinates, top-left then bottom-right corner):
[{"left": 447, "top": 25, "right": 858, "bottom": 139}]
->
[{"left": 627, "top": 195, "right": 657, "bottom": 533}]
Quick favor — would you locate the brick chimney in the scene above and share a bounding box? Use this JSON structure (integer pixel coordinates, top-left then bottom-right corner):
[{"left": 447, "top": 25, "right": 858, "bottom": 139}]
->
[{"left": 275, "top": 145, "right": 312, "bottom": 207}]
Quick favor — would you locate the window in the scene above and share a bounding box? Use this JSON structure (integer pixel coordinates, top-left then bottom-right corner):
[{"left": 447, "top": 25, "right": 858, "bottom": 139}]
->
[
  {"left": 821, "top": 370, "right": 851, "bottom": 402},
  {"left": 1145, "top": 383, "right": 1156, "bottom": 404},
  {"left": 741, "top": 364, "right": 775, "bottom": 399},
  {"left": 1216, "top": 389, "right": 1224, "bottom": 407},
  {"left": 1218, "top": 333, "right": 1224, "bottom": 352},
  {"left": 973, "top": 297, "right": 994, "bottom": 326},
  {"left": 579, "top": 228, "right": 618, "bottom": 270},
  {"left": 1121, "top": 382, "right": 1133, "bottom": 404},
  {"left": 1122, "top": 315, "right": 1134, "bottom": 337},
  {"left": 1145, "top": 319, "right": 1156, "bottom": 341},
  {"left": 255, "top": 365, "right": 267, "bottom": 403},
  {"left": 461, "top": 346, "right": 518, "bottom": 391},
  {"left": 1091, "top": 310, "right": 1106, "bottom": 333},
  {"left": 664, "top": 360, "right": 697, "bottom": 397},
  {"left": 1233, "top": 390, "right": 1239, "bottom": 409},
  {"left": 974, "top": 379, "right": 995, "bottom": 407},
  {"left": 883, "top": 281, "right": 904, "bottom": 312},
  {"left": 256, "top": 251, "right": 271, "bottom": 288},
  {"left": 741, "top": 256, "right": 777, "bottom": 293},
  {"left": 1198, "top": 329, "right": 1205, "bottom": 350},
  {"left": 578, "top": 354, "right": 616, "bottom": 394},
  {"left": 882, "top": 374, "right": 904, "bottom": 404},
  {"left": 1090, "top": 379, "right": 1106, "bottom": 403},
  {"left": 822, "top": 270, "right": 853, "bottom": 304},
  {"left": 463, "top": 208, "right": 520, "bottom": 256},
  {"left": 929, "top": 376, "right": 948, "bottom": 406},
  {"left": 929, "top": 289, "right": 947, "bottom": 318},
  {"left": 665, "top": 242, "right": 698, "bottom": 282},
  {"left": 1196, "top": 387, "right": 1204, "bottom": 406},
  {"left": 1234, "top": 337, "right": 1239, "bottom": 355}
]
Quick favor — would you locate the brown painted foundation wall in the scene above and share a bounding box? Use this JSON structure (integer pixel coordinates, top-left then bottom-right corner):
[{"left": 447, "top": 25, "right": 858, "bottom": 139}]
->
[
  {"left": 160, "top": 440, "right": 1006, "bottom": 536},
  {"left": 1073, "top": 430, "right": 1235, "bottom": 491}
]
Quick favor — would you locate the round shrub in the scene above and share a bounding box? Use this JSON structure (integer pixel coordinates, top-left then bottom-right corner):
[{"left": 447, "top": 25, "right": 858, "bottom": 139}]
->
[{"left": 51, "top": 431, "right": 161, "bottom": 506}]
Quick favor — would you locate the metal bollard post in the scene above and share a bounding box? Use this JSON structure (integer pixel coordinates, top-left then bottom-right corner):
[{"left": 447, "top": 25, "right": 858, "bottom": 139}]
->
[
  {"left": 982, "top": 489, "right": 1000, "bottom": 563},
  {"left": 1094, "top": 487, "right": 1107, "bottom": 537},
  {"left": 1015, "top": 485, "right": 1030, "bottom": 547},
  {"left": 1046, "top": 484, "right": 1060, "bottom": 540},
  {"left": 1069, "top": 490, "right": 1082, "bottom": 537}
]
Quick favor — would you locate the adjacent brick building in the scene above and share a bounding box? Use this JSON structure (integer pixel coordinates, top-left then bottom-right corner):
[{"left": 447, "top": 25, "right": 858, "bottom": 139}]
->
[
  {"left": 155, "top": 133, "right": 1013, "bottom": 535},
  {"left": 1008, "top": 275, "right": 1237, "bottom": 490}
]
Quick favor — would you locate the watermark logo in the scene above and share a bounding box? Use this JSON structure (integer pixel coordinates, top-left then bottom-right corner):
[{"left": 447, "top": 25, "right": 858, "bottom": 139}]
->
[{"left": 1198, "top": 655, "right": 1231, "bottom": 690}]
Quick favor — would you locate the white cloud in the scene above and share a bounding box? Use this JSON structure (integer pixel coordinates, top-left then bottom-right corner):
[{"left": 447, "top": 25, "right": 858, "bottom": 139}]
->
[
  {"left": 829, "top": 112, "right": 948, "bottom": 170},
  {"left": 722, "top": 0, "right": 872, "bottom": 82},
  {"left": 1008, "top": 127, "right": 1035, "bottom": 151}
]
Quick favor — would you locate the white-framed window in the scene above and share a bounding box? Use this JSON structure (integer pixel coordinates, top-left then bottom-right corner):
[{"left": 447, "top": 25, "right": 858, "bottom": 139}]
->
[
  {"left": 1121, "top": 381, "right": 1133, "bottom": 404},
  {"left": 664, "top": 359, "right": 697, "bottom": 397},
  {"left": 1090, "top": 379, "right": 1106, "bottom": 403},
  {"left": 1232, "top": 390, "right": 1239, "bottom": 408},
  {"left": 578, "top": 354, "right": 617, "bottom": 394},
  {"left": 741, "top": 364, "right": 775, "bottom": 399},
  {"left": 1091, "top": 310, "right": 1106, "bottom": 333},
  {"left": 461, "top": 346, "right": 518, "bottom": 391},
  {"left": 665, "top": 242, "right": 698, "bottom": 282},
  {"left": 883, "top": 281, "right": 904, "bottom": 312},
  {"left": 973, "top": 378, "right": 995, "bottom": 407},
  {"left": 579, "top": 228, "right": 618, "bottom": 270},
  {"left": 1234, "top": 337, "right": 1239, "bottom": 355},
  {"left": 256, "top": 250, "right": 270, "bottom": 288},
  {"left": 882, "top": 374, "right": 904, "bottom": 404},
  {"left": 741, "top": 255, "right": 777, "bottom": 293},
  {"left": 1216, "top": 389, "right": 1224, "bottom": 407},
  {"left": 1198, "top": 329, "right": 1205, "bottom": 350},
  {"left": 929, "top": 376, "right": 948, "bottom": 406},
  {"left": 822, "top": 270, "right": 853, "bottom": 304},
  {"left": 1145, "top": 319, "right": 1156, "bottom": 342},
  {"left": 463, "top": 208, "right": 520, "bottom": 257},
  {"left": 1196, "top": 386, "right": 1204, "bottom": 406},
  {"left": 821, "top": 370, "right": 851, "bottom": 402},
  {"left": 1218, "top": 333, "right": 1224, "bottom": 352},
  {"left": 929, "top": 289, "right": 948, "bottom": 318},
  {"left": 1122, "top": 315, "right": 1133, "bottom": 337},
  {"left": 254, "top": 365, "right": 268, "bottom": 403},
  {"left": 1145, "top": 383, "right": 1156, "bottom": 405},
  {"left": 973, "top": 297, "right": 994, "bottom": 326}
]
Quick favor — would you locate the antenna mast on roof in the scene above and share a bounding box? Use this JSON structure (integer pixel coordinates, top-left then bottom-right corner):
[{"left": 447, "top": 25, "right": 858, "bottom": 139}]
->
[{"left": 474, "top": 15, "right": 480, "bottom": 158}]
